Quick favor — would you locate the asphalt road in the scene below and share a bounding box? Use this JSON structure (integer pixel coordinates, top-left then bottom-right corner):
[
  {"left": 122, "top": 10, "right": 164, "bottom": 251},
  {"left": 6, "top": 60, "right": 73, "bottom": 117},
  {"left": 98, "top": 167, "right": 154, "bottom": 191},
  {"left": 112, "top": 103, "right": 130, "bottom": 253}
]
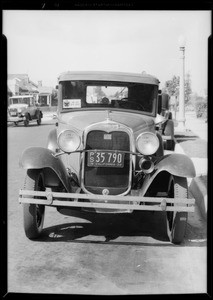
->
[{"left": 7, "top": 118, "right": 207, "bottom": 295}]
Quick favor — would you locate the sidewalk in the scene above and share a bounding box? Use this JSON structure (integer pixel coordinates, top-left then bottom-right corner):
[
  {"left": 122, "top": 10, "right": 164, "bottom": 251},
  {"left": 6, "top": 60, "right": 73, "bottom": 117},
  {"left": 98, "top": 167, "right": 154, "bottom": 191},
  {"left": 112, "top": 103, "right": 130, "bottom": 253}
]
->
[{"left": 173, "top": 110, "right": 207, "bottom": 220}]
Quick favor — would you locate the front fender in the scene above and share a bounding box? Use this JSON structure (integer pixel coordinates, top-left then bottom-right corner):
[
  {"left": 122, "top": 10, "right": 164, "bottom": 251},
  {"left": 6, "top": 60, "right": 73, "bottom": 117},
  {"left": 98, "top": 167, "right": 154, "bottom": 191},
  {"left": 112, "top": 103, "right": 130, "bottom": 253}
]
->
[
  {"left": 155, "top": 153, "right": 196, "bottom": 178},
  {"left": 139, "top": 153, "right": 196, "bottom": 196},
  {"left": 19, "top": 147, "right": 70, "bottom": 192}
]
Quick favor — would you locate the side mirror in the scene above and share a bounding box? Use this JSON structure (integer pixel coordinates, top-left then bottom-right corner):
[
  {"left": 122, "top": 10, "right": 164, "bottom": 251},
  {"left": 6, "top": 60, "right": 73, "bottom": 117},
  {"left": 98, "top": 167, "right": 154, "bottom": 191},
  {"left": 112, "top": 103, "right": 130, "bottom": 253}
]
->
[{"left": 55, "top": 85, "right": 58, "bottom": 89}]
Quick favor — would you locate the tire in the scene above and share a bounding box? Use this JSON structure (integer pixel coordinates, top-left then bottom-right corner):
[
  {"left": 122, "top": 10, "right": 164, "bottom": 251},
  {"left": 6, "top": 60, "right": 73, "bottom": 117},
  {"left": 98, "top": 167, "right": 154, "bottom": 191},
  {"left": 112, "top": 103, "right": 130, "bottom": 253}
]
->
[
  {"left": 23, "top": 169, "right": 45, "bottom": 239},
  {"left": 37, "top": 113, "right": 42, "bottom": 125},
  {"left": 166, "top": 176, "right": 188, "bottom": 244},
  {"left": 24, "top": 114, "right": 29, "bottom": 127}
]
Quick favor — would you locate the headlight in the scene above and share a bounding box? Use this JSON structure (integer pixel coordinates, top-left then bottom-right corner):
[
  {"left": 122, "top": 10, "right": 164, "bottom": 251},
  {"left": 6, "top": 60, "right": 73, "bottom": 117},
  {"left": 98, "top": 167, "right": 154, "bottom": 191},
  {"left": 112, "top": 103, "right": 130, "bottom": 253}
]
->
[
  {"left": 57, "top": 130, "right": 81, "bottom": 153},
  {"left": 136, "top": 132, "right": 159, "bottom": 155},
  {"left": 18, "top": 108, "right": 22, "bottom": 113}
]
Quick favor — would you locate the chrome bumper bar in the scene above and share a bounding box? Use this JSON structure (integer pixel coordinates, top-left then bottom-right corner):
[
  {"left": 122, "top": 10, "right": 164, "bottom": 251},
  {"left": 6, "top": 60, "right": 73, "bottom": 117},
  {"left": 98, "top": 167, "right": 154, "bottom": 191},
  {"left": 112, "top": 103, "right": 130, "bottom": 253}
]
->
[
  {"left": 7, "top": 116, "right": 25, "bottom": 122},
  {"left": 19, "top": 189, "right": 195, "bottom": 212}
]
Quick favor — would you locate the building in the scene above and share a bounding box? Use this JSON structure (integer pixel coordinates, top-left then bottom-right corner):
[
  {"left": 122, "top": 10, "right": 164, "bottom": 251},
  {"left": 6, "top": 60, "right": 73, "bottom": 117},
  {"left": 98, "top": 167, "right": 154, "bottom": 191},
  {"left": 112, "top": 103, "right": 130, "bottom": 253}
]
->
[
  {"left": 37, "top": 81, "right": 56, "bottom": 106},
  {"left": 7, "top": 74, "right": 57, "bottom": 107}
]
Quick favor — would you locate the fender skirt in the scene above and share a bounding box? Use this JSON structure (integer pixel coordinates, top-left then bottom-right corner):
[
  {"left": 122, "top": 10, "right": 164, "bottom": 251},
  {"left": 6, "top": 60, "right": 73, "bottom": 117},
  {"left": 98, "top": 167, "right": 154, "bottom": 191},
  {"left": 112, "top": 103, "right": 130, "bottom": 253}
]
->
[
  {"left": 139, "top": 153, "right": 196, "bottom": 196},
  {"left": 19, "top": 147, "right": 71, "bottom": 192}
]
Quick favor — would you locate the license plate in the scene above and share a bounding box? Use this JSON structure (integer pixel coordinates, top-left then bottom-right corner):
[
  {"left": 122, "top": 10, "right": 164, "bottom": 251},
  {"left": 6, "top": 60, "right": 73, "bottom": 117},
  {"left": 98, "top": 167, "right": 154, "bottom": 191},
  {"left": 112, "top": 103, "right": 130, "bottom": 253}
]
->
[
  {"left": 10, "top": 112, "right": 17, "bottom": 116},
  {"left": 87, "top": 150, "right": 124, "bottom": 168}
]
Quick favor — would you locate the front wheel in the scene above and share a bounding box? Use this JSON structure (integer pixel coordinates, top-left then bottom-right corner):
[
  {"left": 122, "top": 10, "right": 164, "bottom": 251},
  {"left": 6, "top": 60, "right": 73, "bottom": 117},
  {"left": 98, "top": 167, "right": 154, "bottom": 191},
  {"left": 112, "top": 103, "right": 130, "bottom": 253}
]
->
[
  {"left": 166, "top": 176, "right": 188, "bottom": 244},
  {"left": 23, "top": 169, "right": 45, "bottom": 239},
  {"left": 24, "top": 114, "right": 29, "bottom": 127}
]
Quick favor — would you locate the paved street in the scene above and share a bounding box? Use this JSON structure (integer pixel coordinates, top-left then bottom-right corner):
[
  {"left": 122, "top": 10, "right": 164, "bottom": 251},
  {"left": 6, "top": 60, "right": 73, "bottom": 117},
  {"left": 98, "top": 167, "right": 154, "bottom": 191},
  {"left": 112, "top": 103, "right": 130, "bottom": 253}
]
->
[{"left": 7, "top": 117, "right": 207, "bottom": 295}]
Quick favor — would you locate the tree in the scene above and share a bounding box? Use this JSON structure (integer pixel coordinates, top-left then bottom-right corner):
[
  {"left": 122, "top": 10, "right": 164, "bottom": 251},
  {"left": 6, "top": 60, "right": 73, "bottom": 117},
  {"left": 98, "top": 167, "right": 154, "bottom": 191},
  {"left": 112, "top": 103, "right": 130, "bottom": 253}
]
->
[
  {"left": 164, "top": 72, "right": 192, "bottom": 104},
  {"left": 184, "top": 73, "right": 192, "bottom": 103},
  {"left": 164, "top": 75, "right": 179, "bottom": 98},
  {"left": 51, "top": 89, "right": 58, "bottom": 106}
]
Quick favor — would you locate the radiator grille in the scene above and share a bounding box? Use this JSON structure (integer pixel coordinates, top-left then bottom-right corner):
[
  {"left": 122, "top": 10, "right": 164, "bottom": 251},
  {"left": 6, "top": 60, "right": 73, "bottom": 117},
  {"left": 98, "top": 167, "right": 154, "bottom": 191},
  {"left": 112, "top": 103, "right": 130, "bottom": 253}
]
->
[
  {"left": 84, "top": 130, "right": 130, "bottom": 195},
  {"left": 9, "top": 108, "right": 18, "bottom": 116}
]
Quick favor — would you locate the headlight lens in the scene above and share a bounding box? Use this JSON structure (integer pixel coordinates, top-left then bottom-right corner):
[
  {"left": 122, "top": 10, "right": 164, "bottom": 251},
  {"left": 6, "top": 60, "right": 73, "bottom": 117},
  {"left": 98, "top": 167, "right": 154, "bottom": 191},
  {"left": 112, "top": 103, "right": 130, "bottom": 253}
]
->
[
  {"left": 136, "top": 132, "right": 159, "bottom": 155},
  {"left": 58, "top": 130, "right": 81, "bottom": 153}
]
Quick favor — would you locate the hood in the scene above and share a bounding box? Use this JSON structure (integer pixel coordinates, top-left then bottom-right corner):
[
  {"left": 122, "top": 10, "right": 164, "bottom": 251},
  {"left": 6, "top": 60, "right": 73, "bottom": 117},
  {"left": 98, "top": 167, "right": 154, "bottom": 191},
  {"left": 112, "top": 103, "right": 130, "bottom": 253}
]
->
[
  {"left": 59, "top": 110, "right": 155, "bottom": 135},
  {"left": 9, "top": 103, "right": 28, "bottom": 110}
]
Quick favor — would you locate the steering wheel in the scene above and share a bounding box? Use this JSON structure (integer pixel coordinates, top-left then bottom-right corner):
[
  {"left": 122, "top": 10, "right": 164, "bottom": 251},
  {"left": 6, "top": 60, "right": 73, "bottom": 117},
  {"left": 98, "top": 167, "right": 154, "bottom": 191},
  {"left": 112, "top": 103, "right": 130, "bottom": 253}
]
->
[{"left": 101, "top": 97, "right": 110, "bottom": 105}]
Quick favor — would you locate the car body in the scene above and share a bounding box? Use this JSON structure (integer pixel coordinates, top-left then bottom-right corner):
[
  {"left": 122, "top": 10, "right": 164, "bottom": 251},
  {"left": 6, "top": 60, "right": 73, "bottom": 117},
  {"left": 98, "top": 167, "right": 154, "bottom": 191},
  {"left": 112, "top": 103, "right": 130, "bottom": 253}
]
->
[
  {"left": 19, "top": 71, "right": 196, "bottom": 244},
  {"left": 8, "top": 95, "right": 43, "bottom": 126}
]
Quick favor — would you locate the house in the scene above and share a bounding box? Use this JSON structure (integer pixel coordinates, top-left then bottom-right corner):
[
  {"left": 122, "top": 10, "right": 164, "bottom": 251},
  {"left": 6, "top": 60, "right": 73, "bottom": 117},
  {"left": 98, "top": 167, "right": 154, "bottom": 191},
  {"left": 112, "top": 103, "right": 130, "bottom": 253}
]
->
[
  {"left": 7, "top": 74, "right": 56, "bottom": 107},
  {"left": 37, "top": 81, "right": 54, "bottom": 106}
]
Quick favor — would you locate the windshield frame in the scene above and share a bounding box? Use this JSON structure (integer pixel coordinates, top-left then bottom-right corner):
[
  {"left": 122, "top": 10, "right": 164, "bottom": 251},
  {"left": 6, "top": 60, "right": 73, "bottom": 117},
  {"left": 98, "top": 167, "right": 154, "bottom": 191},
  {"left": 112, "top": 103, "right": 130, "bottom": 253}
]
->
[
  {"left": 9, "top": 96, "right": 33, "bottom": 106},
  {"left": 58, "top": 80, "right": 158, "bottom": 117}
]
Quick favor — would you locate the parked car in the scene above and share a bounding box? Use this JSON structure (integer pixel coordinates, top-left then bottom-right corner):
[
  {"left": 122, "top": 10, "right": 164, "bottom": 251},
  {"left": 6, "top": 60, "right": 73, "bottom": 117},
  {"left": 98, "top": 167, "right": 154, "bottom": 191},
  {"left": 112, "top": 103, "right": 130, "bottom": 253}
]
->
[
  {"left": 156, "top": 91, "right": 175, "bottom": 150},
  {"left": 8, "top": 95, "right": 43, "bottom": 126},
  {"left": 19, "top": 71, "right": 195, "bottom": 244}
]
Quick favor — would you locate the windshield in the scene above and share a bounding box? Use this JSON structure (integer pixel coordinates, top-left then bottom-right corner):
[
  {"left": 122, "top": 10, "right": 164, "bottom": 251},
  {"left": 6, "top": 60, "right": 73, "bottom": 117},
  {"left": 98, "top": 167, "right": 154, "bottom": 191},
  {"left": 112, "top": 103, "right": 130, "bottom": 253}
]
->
[
  {"left": 10, "top": 97, "right": 31, "bottom": 105},
  {"left": 59, "top": 81, "right": 158, "bottom": 114}
]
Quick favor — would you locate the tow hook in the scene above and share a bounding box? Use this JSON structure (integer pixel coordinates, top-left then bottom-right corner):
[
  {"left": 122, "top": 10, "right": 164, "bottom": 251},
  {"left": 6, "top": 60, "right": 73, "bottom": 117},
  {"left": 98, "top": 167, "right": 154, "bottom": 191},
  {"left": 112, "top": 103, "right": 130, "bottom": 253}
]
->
[
  {"left": 160, "top": 199, "right": 167, "bottom": 211},
  {"left": 45, "top": 188, "right": 53, "bottom": 205}
]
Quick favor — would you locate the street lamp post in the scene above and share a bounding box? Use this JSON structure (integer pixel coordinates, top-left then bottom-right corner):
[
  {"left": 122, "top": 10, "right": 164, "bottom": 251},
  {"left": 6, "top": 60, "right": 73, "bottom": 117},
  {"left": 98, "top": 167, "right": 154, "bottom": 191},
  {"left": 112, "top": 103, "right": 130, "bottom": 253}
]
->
[{"left": 178, "top": 35, "right": 186, "bottom": 131}]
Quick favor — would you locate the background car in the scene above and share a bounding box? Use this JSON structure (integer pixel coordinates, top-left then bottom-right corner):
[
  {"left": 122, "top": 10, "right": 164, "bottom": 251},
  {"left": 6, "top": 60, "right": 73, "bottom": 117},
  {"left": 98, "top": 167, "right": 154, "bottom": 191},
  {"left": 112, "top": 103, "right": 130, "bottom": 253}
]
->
[
  {"left": 19, "top": 71, "right": 195, "bottom": 244},
  {"left": 7, "top": 95, "right": 43, "bottom": 126},
  {"left": 156, "top": 91, "right": 175, "bottom": 150}
]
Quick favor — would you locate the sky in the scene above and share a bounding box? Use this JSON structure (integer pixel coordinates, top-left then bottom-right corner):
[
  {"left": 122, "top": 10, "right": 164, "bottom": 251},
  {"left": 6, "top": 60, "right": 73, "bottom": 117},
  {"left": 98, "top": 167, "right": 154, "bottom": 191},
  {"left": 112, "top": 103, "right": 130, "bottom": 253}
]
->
[{"left": 3, "top": 10, "right": 211, "bottom": 96}]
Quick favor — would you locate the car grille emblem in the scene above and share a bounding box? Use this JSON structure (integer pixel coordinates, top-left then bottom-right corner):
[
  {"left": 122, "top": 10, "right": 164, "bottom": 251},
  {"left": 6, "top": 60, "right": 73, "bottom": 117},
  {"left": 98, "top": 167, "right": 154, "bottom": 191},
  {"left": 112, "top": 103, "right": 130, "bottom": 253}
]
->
[
  {"left": 102, "top": 189, "right": 109, "bottom": 195},
  {"left": 104, "top": 134, "right": 112, "bottom": 140}
]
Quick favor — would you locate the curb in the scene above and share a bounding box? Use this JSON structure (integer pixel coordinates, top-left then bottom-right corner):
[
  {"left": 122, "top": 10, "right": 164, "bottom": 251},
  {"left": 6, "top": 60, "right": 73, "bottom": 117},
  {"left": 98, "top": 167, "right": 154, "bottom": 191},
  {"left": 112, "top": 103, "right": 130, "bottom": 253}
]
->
[{"left": 174, "top": 134, "right": 207, "bottom": 220}]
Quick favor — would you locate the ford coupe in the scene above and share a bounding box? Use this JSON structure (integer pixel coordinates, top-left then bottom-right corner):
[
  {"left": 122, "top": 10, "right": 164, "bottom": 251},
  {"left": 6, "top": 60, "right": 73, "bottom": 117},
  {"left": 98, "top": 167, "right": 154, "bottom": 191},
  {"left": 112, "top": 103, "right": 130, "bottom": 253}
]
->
[
  {"left": 8, "top": 95, "right": 43, "bottom": 126},
  {"left": 19, "top": 71, "right": 195, "bottom": 244}
]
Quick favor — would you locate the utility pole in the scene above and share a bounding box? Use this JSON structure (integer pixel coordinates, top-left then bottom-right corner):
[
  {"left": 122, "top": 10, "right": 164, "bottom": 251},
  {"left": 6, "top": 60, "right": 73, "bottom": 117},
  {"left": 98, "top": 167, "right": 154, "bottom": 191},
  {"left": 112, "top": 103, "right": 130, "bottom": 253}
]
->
[{"left": 178, "top": 35, "right": 186, "bottom": 131}]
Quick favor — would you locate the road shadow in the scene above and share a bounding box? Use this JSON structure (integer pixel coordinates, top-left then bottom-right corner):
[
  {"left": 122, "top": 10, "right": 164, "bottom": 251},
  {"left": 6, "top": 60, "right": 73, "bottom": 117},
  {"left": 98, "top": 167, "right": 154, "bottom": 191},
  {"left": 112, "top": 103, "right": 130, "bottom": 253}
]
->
[
  {"left": 175, "top": 132, "right": 207, "bottom": 158},
  {"left": 175, "top": 133, "right": 199, "bottom": 143},
  {"left": 37, "top": 211, "right": 206, "bottom": 247},
  {"left": 39, "top": 211, "right": 169, "bottom": 244}
]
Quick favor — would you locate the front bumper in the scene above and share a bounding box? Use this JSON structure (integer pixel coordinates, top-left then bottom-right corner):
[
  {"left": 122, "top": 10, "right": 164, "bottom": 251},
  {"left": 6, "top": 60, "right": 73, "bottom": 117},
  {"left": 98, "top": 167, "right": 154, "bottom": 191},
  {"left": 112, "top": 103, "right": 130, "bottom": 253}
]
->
[
  {"left": 7, "top": 116, "right": 25, "bottom": 122},
  {"left": 19, "top": 189, "right": 195, "bottom": 213}
]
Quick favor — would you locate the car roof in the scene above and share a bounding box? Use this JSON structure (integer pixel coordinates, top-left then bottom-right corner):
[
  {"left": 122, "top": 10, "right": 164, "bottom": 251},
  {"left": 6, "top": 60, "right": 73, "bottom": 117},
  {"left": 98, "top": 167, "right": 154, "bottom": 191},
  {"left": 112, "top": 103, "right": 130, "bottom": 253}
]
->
[{"left": 58, "top": 71, "right": 159, "bottom": 85}]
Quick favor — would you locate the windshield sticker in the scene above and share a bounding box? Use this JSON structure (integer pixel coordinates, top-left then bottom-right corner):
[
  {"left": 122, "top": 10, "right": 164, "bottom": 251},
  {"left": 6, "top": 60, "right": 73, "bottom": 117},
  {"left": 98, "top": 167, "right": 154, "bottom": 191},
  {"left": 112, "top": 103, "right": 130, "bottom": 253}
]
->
[{"left": 63, "top": 99, "right": 81, "bottom": 108}]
